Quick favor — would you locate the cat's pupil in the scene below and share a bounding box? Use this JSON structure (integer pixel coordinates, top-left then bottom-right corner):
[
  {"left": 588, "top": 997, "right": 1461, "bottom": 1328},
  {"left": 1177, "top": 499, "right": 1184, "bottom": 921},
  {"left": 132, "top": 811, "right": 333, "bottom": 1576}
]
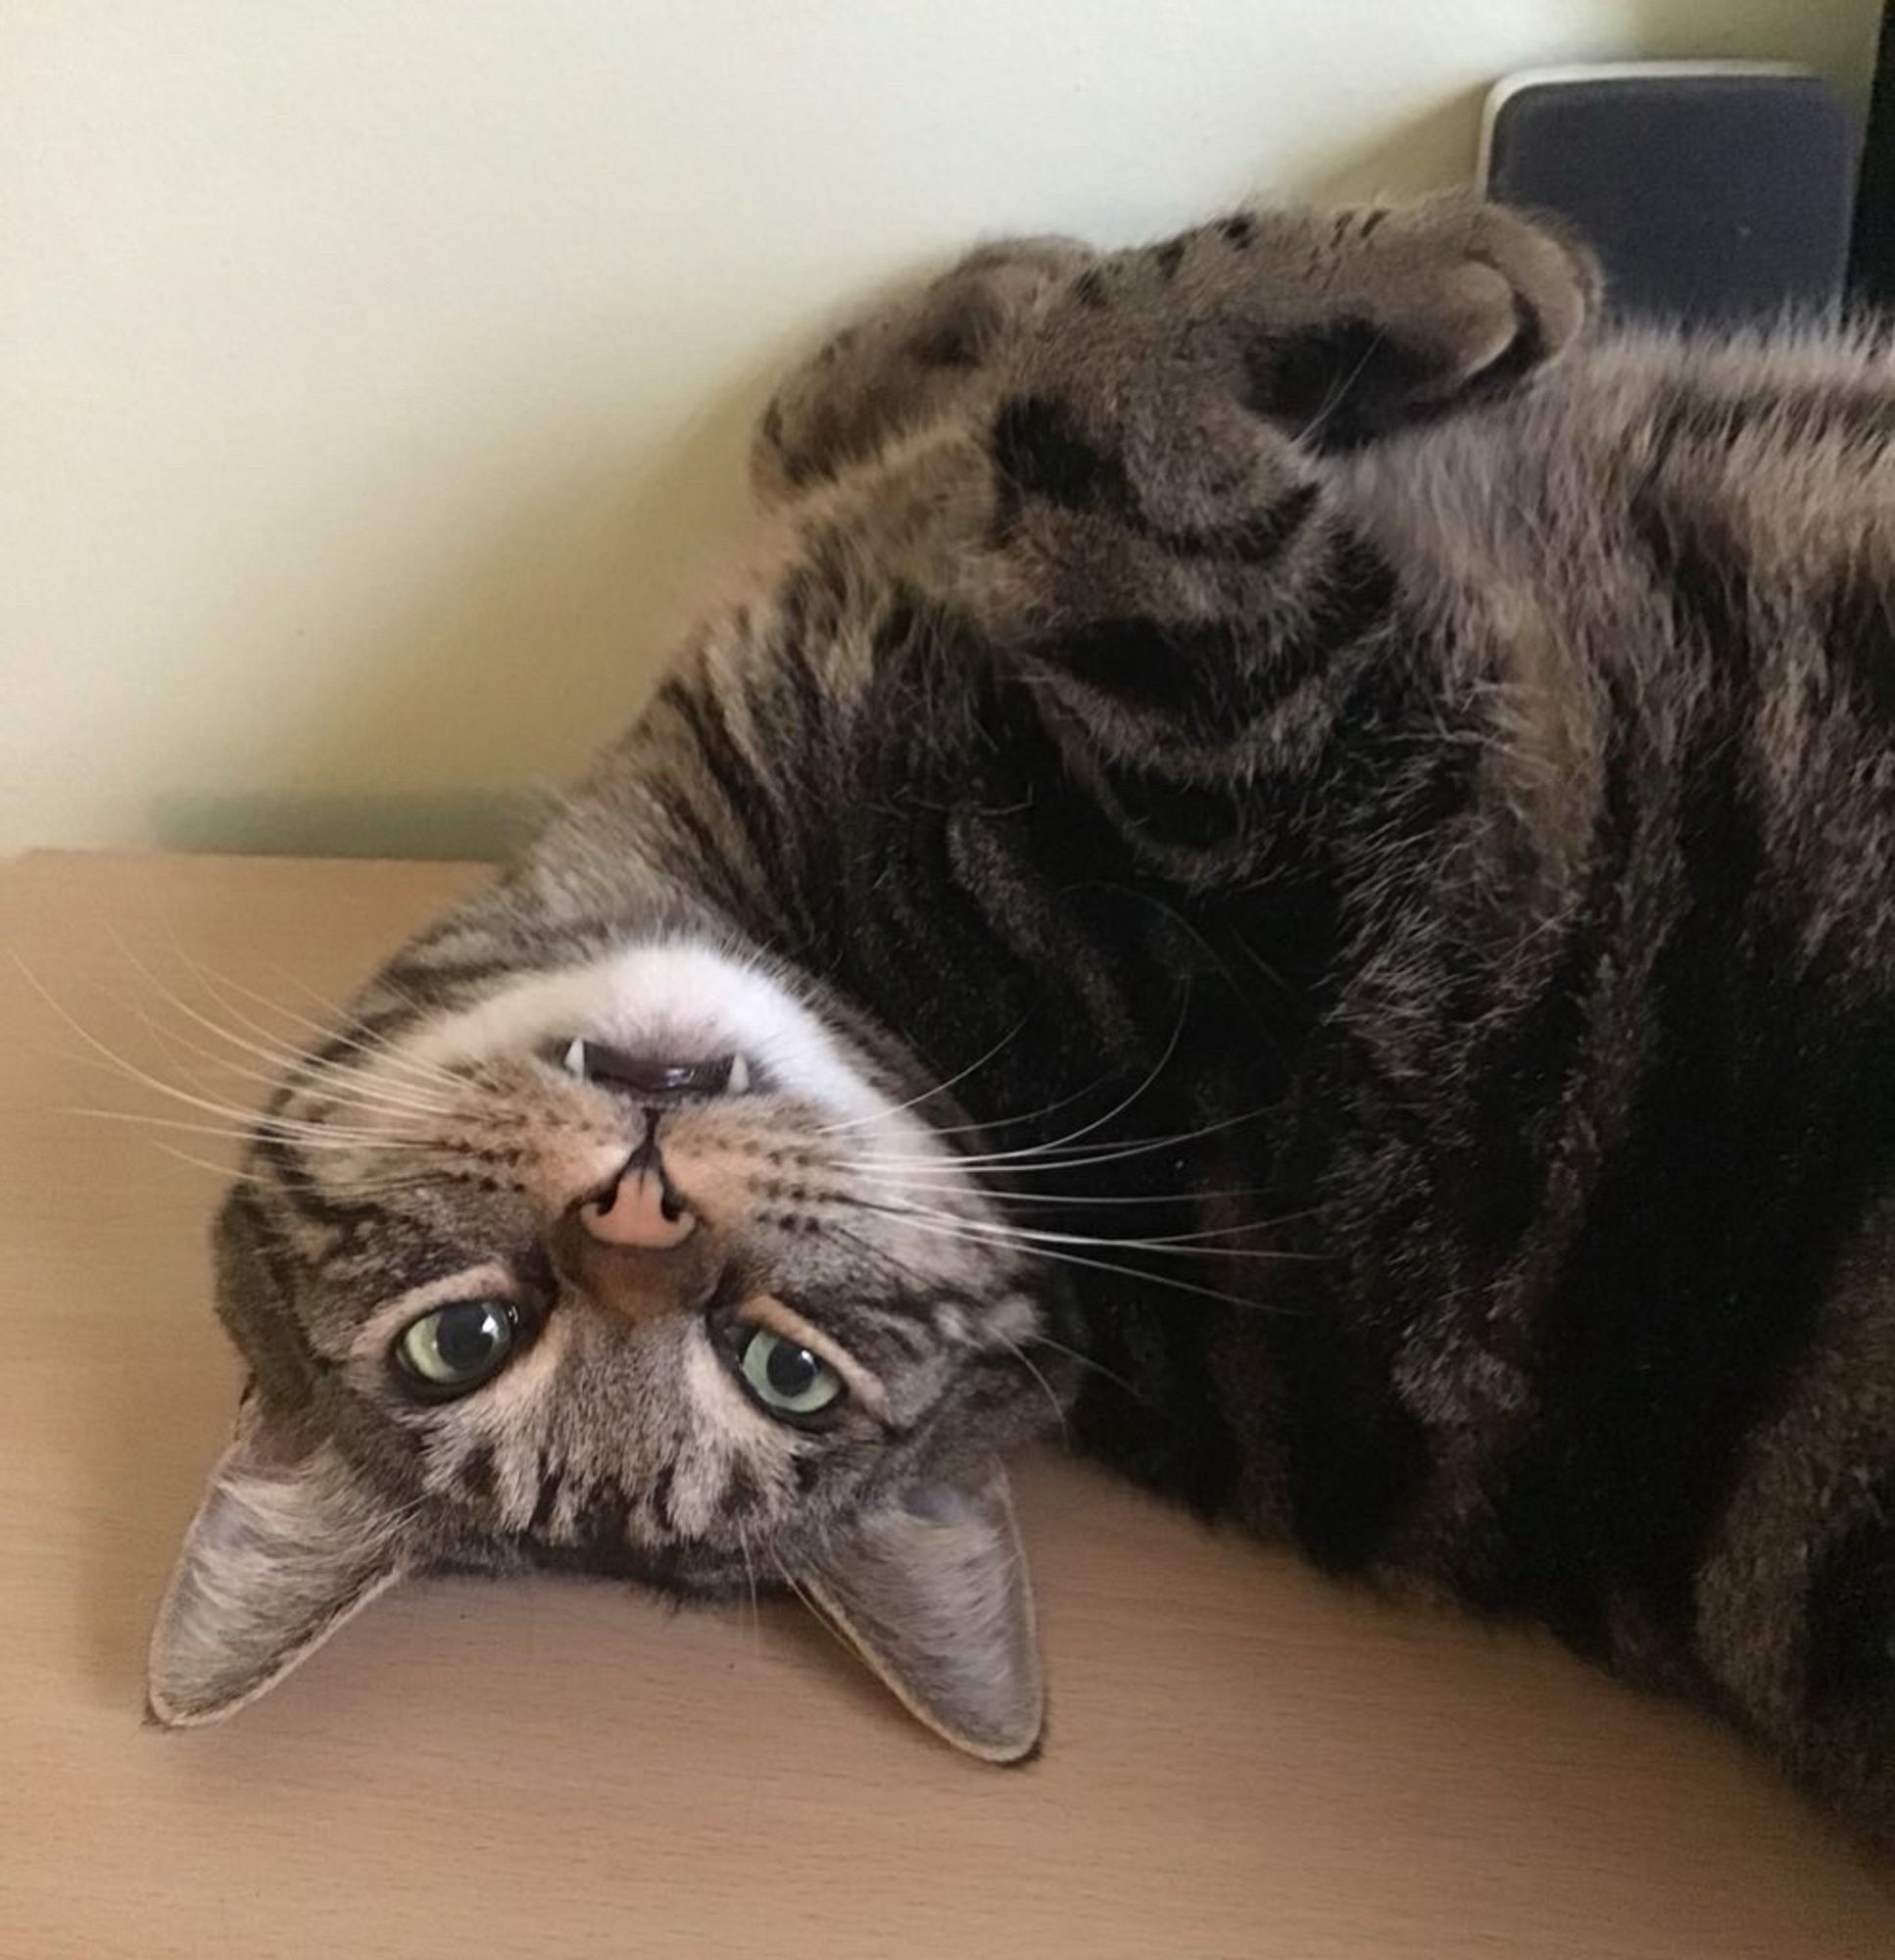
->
[
  {"left": 434, "top": 1302, "right": 506, "bottom": 1370},
  {"left": 765, "top": 1342, "right": 820, "bottom": 1396}
]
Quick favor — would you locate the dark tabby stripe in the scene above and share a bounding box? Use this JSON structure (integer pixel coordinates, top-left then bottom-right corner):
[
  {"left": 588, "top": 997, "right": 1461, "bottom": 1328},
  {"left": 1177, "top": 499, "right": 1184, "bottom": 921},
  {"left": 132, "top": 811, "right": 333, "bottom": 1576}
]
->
[
  {"left": 217, "top": 1184, "right": 332, "bottom": 1406},
  {"left": 460, "top": 1446, "right": 496, "bottom": 1500},
  {"left": 658, "top": 681, "right": 778, "bottom": 881},
  {"left": 1073, "top": 1288, "right": 1244, "bottom": 1519},
  {"left": 1092, "top": 752, "right": 1246, "bottom": 855},
  {"left": 1482, "top": 501, "right": 1890, "bottom": 1651},
  {"left": 1805, "top": 1463, "right": 1895, "bottom": 1718},
  {"left": 1826, "top": 569, "right": 1895, "bottom": 725},
  {"left": 1270, "top": 1274, "right": 1433, "bottom": 1572},
  {"left": 992, "top": 395, "right": 1318, "bottom": 561},
  {"left": 528, "top": 1454, "right": 565, "bottom": 1533},
  {"left": 1255, "top": 318, "right": 1442, "bottom": 446},
  {"left": 249, "top": 1131, "right": 381, "bottom": 1241}
]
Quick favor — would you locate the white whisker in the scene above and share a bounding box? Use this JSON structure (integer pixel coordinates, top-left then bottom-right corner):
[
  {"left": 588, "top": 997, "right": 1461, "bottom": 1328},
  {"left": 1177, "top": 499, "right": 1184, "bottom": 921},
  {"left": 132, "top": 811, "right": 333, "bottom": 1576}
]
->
[
  {"left": 812, "top": 1017, "right": 1028, "bottom": 1136},
  {"left": 848, "top": 1205, "right": 1292, "bottom": 1316},
  {"left": 19, "top": 956, "right": 458, "bottom": 1148},
  {"left": 104, "top": 924, "right": 308, "bottom": 1070},
  {"left": 19, "top": 959, "right": 408, "bottom": 1137},
  {"left": 164, "top": 932, "right": 470, "bottom": 1095},
  {"left": 110, "top": 984, "right": 457, "bottom": 1126},
  {"left": 147, "top": 1141, "right": 255, "bottom": 1180},
  {"left": 62, "top": 1107, "right": 438, "bottom": 1150},
  {"left": 860, "top": 1194, "right": 1314, "bottom": 1260},
  {"left": 1019, "top": 1331, "right": 1148, "bottom": 1404},
  {"left": 874, "top": 1057, "right": 1127, "bottom": 1143},
  {"left": 833, "top": 998, "right": 1189, "bottom": 1172},
  {"left": 994, "top": 1332, "right": 1071, "bottom": 1444},
  {"left": 836, "top": 1101, "right": 1274, "bottom": 1178},
  {"left": 772, "top": 1556, "right": 867, "bottom": 1674},
  {"left": 121, "top": 933, "right": 463, "bottom": 1118},
  {"left": 863, "top": 1180, "right": 1291, "bottom": 1211}
]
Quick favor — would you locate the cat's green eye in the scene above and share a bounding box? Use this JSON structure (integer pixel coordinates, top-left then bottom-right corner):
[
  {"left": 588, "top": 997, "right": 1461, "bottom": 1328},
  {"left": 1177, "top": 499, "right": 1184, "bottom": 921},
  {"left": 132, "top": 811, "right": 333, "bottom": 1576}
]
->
[
  {"left": 737, "top": 1327, "right": 844, "bottom": 1420},
  {"left": 396, "top": 1298, "right": 517, "bottom": 1395}
]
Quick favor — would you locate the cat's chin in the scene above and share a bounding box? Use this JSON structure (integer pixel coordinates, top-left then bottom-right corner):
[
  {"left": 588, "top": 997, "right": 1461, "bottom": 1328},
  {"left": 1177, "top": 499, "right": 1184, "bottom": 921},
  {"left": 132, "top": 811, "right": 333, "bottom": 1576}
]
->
[{"left": 378, "top": 936, "right": 910, "bottom": 1141}]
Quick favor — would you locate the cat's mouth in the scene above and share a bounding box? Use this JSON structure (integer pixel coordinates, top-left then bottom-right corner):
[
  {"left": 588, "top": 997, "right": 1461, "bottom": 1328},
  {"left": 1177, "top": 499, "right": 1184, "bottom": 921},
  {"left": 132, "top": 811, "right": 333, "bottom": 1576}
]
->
[{"left": 555, "top": 1038, "right": 757, "bottom": 1102}]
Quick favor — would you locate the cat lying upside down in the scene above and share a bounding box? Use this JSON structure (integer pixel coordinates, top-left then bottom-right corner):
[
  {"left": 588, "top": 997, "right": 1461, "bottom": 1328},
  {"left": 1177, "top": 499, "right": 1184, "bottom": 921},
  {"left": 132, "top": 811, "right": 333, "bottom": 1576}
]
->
[{"left": 148, "top": 196, "right": 1895, "bottom": 1854}]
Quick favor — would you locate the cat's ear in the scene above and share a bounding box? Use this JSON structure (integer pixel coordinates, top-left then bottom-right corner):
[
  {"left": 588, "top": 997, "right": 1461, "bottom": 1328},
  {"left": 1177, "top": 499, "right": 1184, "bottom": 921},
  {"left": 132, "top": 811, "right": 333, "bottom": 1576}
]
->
[
  {"left": 802, "top": 1464, "right": 1044, "bottom": 1763},
  {"left": 146, "top": 1390, "right": 413, "bottom": 1727}
]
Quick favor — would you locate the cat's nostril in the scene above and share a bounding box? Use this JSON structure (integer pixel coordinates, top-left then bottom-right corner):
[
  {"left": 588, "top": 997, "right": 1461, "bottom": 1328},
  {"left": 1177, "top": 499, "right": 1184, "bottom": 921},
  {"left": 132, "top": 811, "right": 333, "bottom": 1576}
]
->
[{"left": 581, "top": 1165, "right": 698, "bottom": 1251}]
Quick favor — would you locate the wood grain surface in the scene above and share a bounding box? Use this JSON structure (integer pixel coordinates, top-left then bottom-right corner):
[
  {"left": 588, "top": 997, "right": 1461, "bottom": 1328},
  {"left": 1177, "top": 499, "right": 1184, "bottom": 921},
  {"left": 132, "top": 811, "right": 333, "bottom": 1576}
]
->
[{"left": 2, "top": 850, "right": 1889, "bottom": 1958}]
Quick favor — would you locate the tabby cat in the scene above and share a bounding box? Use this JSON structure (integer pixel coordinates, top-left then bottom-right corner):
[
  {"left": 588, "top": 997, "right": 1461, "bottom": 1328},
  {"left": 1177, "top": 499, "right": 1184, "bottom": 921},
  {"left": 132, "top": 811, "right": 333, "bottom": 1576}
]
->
[{"left": 148, "top": 197, "right": 1895, "bottom": 1851}]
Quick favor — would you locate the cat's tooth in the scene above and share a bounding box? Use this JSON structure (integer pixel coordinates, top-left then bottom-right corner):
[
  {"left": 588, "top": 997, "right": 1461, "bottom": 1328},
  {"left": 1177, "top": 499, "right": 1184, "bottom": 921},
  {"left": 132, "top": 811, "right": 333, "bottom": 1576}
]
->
[
  {"left": 561, "top": 1037, "right": 587, "bottom": 1078},
  {"left": 728, "top": 1054, "right": 751, "bottom": 1096}
]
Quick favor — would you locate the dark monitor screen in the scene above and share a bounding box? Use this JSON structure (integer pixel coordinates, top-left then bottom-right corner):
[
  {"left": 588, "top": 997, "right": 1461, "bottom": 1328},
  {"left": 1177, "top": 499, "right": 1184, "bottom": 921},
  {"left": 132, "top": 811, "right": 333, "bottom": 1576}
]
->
[{"left": 1853, "top": 4, "right": 1895, "bottom": 300}]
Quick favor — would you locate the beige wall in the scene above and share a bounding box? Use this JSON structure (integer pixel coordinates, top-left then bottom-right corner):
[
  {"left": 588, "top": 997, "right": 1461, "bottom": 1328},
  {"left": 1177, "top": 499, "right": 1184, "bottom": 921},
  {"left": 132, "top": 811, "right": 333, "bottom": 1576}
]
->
[{"left": 6, "top": 1, "right": 1883, "bottom": 858}]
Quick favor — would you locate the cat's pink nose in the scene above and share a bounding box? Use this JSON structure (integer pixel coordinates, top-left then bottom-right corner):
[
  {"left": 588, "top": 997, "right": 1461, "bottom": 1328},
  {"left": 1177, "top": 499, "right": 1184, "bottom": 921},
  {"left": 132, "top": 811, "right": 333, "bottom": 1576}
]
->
[{"left": 580, "top": 1165, "right": 697, "bottom": 1250}]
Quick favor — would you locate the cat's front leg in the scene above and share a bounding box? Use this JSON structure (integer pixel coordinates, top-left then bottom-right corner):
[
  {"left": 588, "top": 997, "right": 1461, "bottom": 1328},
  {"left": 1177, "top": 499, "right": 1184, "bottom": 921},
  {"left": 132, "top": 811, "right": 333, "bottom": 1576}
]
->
[
  {"left": 974, "top": 195, "right": 1598, "bottom": 622},
  {"left": 762, "top": 199, "right": 1596, "bottom": 881},
  {"left": 1202, "top": 196, "right": 1598, "bottom": 450}
]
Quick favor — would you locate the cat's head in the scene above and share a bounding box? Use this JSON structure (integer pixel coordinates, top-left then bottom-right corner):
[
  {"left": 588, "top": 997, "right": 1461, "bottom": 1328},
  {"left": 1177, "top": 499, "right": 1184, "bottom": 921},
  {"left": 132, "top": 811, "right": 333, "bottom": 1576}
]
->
[{"left": 148, "top": 900, "right": 1064, "bottom": 1762}]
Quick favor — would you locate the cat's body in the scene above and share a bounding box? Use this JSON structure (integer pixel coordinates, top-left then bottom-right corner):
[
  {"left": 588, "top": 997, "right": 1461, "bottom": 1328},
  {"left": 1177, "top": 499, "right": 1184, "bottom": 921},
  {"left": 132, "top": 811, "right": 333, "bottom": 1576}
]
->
[{"left": 150, "top": 201, "right": 1894, "bottom": 1849}]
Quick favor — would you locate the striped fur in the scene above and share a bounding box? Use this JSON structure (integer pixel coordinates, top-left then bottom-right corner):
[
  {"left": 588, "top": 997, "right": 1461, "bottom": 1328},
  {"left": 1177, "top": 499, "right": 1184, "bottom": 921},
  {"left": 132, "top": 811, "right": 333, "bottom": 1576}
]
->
[{"left": 156, "top": 197, "right": 1893, "bottom": 1847}]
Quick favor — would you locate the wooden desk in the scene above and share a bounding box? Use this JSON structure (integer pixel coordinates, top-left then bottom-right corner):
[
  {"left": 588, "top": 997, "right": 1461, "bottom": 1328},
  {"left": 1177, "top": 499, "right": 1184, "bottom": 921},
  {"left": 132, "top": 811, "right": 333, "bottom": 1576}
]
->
[{"left": 2, "top": 851, "right": 1889, "bottom": 1958}]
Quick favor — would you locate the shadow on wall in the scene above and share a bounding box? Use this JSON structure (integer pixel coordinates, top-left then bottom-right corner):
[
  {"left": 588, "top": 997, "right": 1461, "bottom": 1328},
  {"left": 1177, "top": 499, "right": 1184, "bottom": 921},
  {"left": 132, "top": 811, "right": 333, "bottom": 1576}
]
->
[
  {"left": 1297, "top": 89, "right": 1495, "bottom": 202},
  {"left": 147, "top": 356, "right": 785, "bottom": 864},
  {"left": 154, "top": 789, "right": 542, "bottom": 862}
]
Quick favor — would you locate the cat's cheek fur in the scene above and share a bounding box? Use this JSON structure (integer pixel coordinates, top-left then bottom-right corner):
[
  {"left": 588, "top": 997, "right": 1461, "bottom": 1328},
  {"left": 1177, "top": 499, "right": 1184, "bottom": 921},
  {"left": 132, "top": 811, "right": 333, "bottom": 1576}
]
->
[
  {"left": 410, "top": 1310, "right": 575, "bottom": 1528},
  {"left": 665, "top": 1329, "right": 807, "bottom": 1538}
]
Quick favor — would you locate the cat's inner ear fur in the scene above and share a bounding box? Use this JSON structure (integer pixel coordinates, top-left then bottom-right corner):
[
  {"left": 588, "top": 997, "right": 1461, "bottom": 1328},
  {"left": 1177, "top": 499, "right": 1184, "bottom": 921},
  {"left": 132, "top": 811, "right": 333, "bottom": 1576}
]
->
[
  {"left": 146, "top": 1390, "right": 413, "bottom": 1728},
  {"left": 802, "top": 1464, "right": 1044, "bottom": 1764}
]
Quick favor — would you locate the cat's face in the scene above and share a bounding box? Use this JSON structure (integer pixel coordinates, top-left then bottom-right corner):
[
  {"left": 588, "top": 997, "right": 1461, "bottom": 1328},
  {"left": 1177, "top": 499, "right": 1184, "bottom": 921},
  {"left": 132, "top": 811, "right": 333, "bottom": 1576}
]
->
[{"left": 148, "top": 925, "right": 1062, "bottom": 1761}]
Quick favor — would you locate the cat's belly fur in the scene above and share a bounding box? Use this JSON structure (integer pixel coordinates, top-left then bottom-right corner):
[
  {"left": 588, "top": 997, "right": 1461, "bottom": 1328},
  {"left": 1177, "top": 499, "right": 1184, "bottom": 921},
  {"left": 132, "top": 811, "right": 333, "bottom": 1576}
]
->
[{"left": 808, "top": 333, "right": 1895, "bottom": 1776}]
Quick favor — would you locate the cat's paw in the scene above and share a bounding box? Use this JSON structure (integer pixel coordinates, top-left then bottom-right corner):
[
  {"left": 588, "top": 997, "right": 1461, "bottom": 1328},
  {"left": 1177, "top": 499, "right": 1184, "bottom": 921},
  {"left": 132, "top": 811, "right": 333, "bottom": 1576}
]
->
[
  {"left": 1255, "top": 197, "right": 1600, "bottom": 447},
  {"left": 753, "top": 239, "right": 1090, "bottom": 505}
]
